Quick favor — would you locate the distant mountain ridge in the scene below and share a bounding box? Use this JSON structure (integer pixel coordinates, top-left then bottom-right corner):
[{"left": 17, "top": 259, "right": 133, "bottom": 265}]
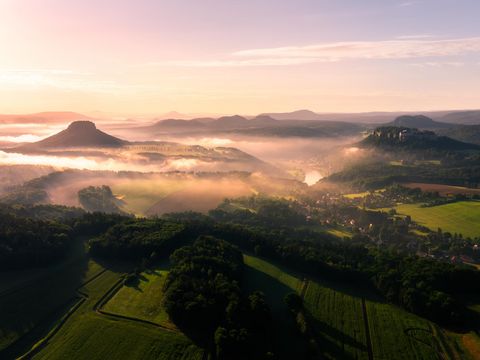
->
[
  {"left": 259, "top": 109, "right": 324, "bottom": 121},
  {"left": 138, "top": 113, "right": 364, "bottom": 138},
  {"left": 437, "top": 111, "right": 480, "bottom": 125},
  {"left": 386, "top": 115, "right": 453, "bottom": 129}
]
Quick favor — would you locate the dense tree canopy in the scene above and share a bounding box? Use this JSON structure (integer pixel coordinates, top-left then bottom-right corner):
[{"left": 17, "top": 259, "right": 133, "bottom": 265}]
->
[
  {"left": 0, "top": 212, "right": 72, "bottom": 270},
  {"left": 163, "top": 236, "right": 273, "bottom": 359}
]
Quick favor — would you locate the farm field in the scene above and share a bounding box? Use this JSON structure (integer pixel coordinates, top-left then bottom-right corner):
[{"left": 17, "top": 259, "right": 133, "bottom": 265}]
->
[
  {"left": 326, "top": 226, "right": 353, "bottom": 239},
  {"left": 111, "top": 178, "right": 186, "bottom": 215},
  {"left": 244, "top": 254, "right": 455, "bottom": 360},
  {"left": 393, "top": 201, "right": 480, "bottom": 238},
  {"left": 343, "top": 189, "right": 385, "bottom": 199},
  {"left": 102, "top": 268, "right": 172, "bottom": 328},
  {"left": 303, "top": 281, "right": 369, "bottom": 359},
  {"left": 145, "top": 179, "right": 253, "bottom": 216},
  {"left": 30, "top": 264, "right": 202, "bottom": 360},
  {"left": 242, "top": 254, "right": 308, "bottom": 359},
  {"left": 403, "top": 182, "right": 480, "bottom": 196},
  {"left": 365, "top": 300, "right": 451, "bottom": 359},
  {"left": 0, "top": 240, "right": 95, "bottom": 353},
  {"left": 304, "top": 280, "right": 454, "bottom": 360}
]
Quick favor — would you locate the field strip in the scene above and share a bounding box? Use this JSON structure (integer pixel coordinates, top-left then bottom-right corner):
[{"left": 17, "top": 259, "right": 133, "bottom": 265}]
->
[
  {"left": 361, "top": 298, "right": 373, "bottom": 360},
  {"left": 15, "top": 297, "right": 86, "bottom": 360},
  {"left": 18, "top": 268, "right": 178, "bottom": 360},
  {"left": 94, "top": 273, "right": 178, "bottom": 333},
  {"left": 12, "top": 268, "right": 110, "bottom": 360},
  {"left": 404, "top": 325, "right": 451, "bottom": 360}
]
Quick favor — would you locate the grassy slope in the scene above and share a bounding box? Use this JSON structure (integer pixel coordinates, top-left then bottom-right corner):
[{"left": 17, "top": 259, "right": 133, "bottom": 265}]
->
[
  {"left": 102, "top": 268, "right": 172, "bottom": 328},
  {"left": 32, "top": 266, "right": 202, "bottom": 360},
  {"left": 242, "top": 254, "right": 308, "bottom": 359},
  {"left": 304, "top": 282, "right": 368, "bottom": 360},
  {"left": 305, "top": 280, "right": 454, "bottom": 360},
  {"left": 35, "top": 315, "right": 201, "bottom": 360},
  {"left": 244, "top": 254, "right": 454, "bottom": 360},
  {"left": 0, "top": 240, "right": 95, "bottom": 352},
  {"left": 366, "top": 301, "right": 451, "bottom": 360},
  {"left": 394, "top": 201, "right": 480, "bottom": 238},
  {"left": 111, "top": 179, "right": 185, "bottom": 215}
]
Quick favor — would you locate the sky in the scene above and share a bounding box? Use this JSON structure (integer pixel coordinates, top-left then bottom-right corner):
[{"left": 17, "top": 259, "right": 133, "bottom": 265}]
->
[{"left": 0, "top": 0, "right": 479, "bottom": 116}]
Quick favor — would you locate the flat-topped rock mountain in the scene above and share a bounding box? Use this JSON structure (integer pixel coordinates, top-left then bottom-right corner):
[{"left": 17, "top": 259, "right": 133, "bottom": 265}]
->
[
  {"left": 360, "top": 126, "right": 480, "bottom": 151},
  {"left": 15, "top": 121, "right": 128, "bottom": 151}
]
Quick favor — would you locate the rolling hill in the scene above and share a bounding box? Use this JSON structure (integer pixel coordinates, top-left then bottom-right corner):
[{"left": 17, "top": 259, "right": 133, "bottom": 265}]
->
[
  {"left": 386, "top": 115, "right": 453, "bottom": 130},
  {"left": 438, "top": 125, "right": 480, "bottom": 145}
]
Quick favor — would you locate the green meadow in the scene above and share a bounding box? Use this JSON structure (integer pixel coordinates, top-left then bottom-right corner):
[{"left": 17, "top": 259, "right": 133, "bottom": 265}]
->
[
  {"left": 394, "top": 201, "right": 480, "bottom": 238},
  {"left": 243, "top": 254, "right": 455, "bottom": 360},
  {"left": 102, "top": 268, "right": 173, "bottom": 328}
]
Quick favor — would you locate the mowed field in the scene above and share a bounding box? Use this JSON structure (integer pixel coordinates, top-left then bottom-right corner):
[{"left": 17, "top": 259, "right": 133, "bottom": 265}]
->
[
  {"left": 111, "top": 177, "right": 253, "bottom": 216},
  {"left": 0, "top": 240, "right": 203, "bottom": 360},
  {"left": 102, "top": 268, "right": 173, "bottom": 328},
  {"left": 304, "top": 281, "right": 454, "bottom": 360},
  {"left": 244, "top": 254, "right": 455, "bottom": 360},
  {"left": 403, "top": 183, "right": 480, "bottom": 196},
  {"left": 0, "top": 240, "right": 97, "bottom": 354},
  {"left": 394, "top": 201, "right": 480, "bottom": 238},
  {"left": 31, "top": 266, "right": 202, "bottom": 360},
  {"left": 242, "top": 254, "right": 308, "bottom": 360},
  {"left": 111, "top": 178, "right": 186, "bottom": 215}
]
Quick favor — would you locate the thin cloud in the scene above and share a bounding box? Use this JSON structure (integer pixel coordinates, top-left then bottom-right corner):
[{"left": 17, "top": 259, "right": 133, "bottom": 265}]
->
[
  {"left": 396, "top": 34, "right": 436, "bottom": 40},
  {"left": 143, "top": 37, "right": 480, "bottom": 68},
  {"left": 233, "top": 38, "right": 480, "bottom": 60},
  {"left": 0, "top": 69, "right": 146, "bottom": 94},
  {"left": 408, "top": 61, "right": 465, "bottom": 68},
  {"left": 398, "top": 1, "right": 421, "bottom": 7},
  {"left": 142, "top": 57, "right": 326, "bottom": 68}
]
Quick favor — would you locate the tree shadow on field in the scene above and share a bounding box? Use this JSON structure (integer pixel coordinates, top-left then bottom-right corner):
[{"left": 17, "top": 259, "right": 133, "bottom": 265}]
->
[
  {"left": 308, "top": 274, "right": 380, "bottom": 303},
  {"left": 124, "top": 273, "right": 148, "bottom": 291},
  {"left": 242, "top": 265, "right": 310, "bottom": 359},
  {"left": 89, "top": 255, "right": 135, "bottom": 273},
  {"left": 145, "top": 269, "right": 162, "bottom": 276},
  {"left": 0, "top": 238, "right": 91, "bottom": 359},
  {"left": 305, "top": 308, "right": 367, "bottom": 360},
  {"left": 249, "top": 253, "right": 381, "bottom": 302}
]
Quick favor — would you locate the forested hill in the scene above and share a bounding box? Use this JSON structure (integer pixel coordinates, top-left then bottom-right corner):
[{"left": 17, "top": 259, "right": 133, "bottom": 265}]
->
[
  {"left": 360, "top": 126, "right": 480, "bottom": 152},
  {"left": 386, "top": 115, "right": 453, "bottom": 129}
]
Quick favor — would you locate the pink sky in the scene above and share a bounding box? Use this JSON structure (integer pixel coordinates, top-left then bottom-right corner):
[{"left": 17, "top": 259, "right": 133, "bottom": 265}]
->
[{"left": 0, "top": 0, "right": 479, "bottom": 116}]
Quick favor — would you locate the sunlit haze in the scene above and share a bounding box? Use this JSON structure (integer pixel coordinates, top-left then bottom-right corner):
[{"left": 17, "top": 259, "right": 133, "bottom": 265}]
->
[{"left": 1, "top": 0, "right": 480, "bottom": 115}]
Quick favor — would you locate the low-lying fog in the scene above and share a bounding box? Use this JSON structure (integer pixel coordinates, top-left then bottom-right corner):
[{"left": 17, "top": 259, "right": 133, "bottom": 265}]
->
[{"left": 0, "top": 120, "right": 366, "bottom": 185}]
